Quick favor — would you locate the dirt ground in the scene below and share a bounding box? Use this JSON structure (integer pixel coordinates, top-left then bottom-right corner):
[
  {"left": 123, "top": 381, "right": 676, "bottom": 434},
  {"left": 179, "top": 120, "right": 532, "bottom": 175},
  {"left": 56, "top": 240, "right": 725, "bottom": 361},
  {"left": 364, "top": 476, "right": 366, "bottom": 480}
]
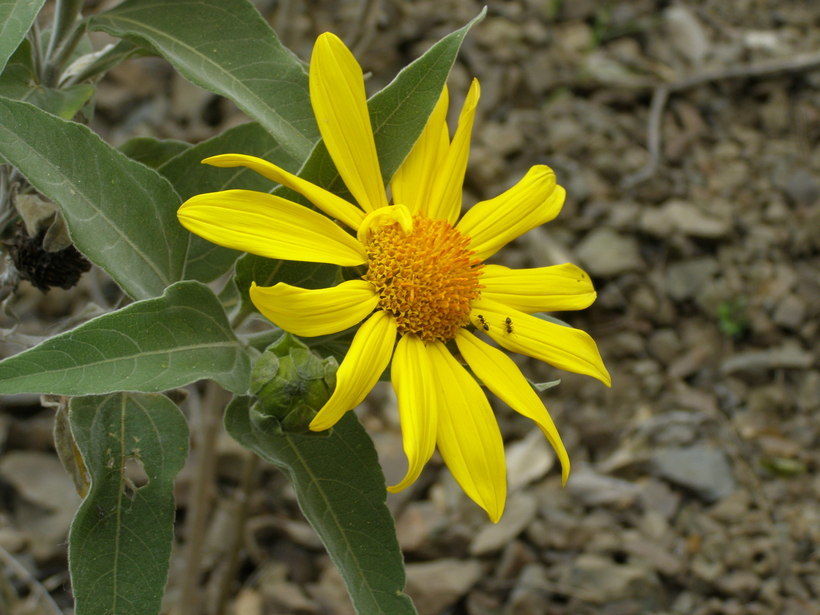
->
[{"left": 1, "top": 1, "right": 818, "bottom": 614}]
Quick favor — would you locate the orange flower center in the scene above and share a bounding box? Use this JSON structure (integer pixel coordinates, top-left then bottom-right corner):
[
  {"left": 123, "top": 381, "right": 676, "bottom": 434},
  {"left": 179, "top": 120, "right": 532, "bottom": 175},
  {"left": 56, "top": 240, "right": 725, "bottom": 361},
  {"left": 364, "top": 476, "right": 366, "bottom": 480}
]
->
[{"left": 364, "top": 216, "right": 483, "bottom": 343}]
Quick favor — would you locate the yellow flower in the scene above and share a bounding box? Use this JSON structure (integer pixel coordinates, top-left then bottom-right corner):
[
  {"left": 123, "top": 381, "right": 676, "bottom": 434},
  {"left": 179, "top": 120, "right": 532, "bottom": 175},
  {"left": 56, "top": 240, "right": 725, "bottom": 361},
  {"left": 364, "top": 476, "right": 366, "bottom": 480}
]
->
[{"left": 178, "top": 32, "right": 610, "bottom": 522}]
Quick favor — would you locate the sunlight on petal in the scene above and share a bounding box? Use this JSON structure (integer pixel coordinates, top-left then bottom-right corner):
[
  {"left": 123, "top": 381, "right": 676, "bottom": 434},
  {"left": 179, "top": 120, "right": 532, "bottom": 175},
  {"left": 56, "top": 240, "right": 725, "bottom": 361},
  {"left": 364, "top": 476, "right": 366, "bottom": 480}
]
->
[
  {"left": 429, "top": 342, "right": 506, "bottom": 523},
  {"left": 202, "top": 154, "right": 365, "bottom": 230},
  {"left": 391, "top": 87, "right": 450, "bottom": 216},
  {"left": 427, "top": 79, "right": 480, "bottom": 224},
  {"left": 457, "top": 165, "right": 565, "bottom": 261},
  {"left": 250, "top": 280, "right": 378, "bottom": 337},
  {"left": 387, "top": 335, "right": 438, "bottom": 492},
  {"left": 480, "top": 263, "right": 596, "bottom": 313},
  {"left": 456, "top": 330, "right": 570, "bottom": 484},
  {"left": 310, "top": 32, "right": 388, "bottom": 213},
  {"left": 309, "top": 311, "right": 397, "bottom": 431},
  {"left": 178, "top": 190, "right": 366, "bottom": 266},
  {"left": 470, "top": 298, "right": 611, "bottom": 387}
]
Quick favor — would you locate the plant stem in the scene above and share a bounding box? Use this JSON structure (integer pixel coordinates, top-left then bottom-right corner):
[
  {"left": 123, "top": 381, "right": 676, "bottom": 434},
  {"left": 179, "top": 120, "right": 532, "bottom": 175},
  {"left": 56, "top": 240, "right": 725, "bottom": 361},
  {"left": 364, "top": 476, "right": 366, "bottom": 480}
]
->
[
  {"left": 178, "top": 381, "right": 225, "bottom": 614},
  {"left": 43, "top": 0, "right": 85, "bottom": 85},
  {"left": 212, "top": 451, "right": 259, "bottom": 615}
]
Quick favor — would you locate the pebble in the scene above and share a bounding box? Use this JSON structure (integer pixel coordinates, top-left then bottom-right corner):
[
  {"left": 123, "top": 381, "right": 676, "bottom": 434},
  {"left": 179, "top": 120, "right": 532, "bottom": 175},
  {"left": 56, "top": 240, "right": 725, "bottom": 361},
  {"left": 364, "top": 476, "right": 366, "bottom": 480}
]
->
[
  {"left": 505, "top": 563, "right": 551, "bottom": 615},
  {"left": 640, "top": 199, "right": 732, "bottom": 239},
  {"left": 470, "top": 492, "right": 538, "bottom": 555},
  {"left": 665, "top": 258, "right": 719, "bottom": 301},
  {"left": 576, "top": 227, "right": 644, "bottom": 277},
  {"left": 772, "top": 294, "right": 807, "bottom": 330},
  {"left": 664, "top": 5, "right": 711, "bottom": 65},
  {"left": 563, "top": 552, "right": 661, "bottom": 604},
  {"left": 721, "top": 342, "right": 815, "bottom": 374},
  {"left": 567, "top": 465, "right": 643, "bottom": 507},
  {"left": 647, "top": 328, "right": 682, "bottom": 365},
  {"left": 506, "top": 428, "right": 556, "bottom": 493},
  {"left": 405, "top": 559, "right": 483, "bottom": 615},
  {"left": 651, "top": 445, "right": 736, "bottom": 502}
]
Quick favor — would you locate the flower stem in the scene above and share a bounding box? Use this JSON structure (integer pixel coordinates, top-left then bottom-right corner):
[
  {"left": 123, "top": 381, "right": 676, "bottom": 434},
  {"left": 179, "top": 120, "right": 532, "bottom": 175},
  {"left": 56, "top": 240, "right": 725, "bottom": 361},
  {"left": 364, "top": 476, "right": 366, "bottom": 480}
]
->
[{"left": 177, "top": 381, "right": 225, "bottom": 614}]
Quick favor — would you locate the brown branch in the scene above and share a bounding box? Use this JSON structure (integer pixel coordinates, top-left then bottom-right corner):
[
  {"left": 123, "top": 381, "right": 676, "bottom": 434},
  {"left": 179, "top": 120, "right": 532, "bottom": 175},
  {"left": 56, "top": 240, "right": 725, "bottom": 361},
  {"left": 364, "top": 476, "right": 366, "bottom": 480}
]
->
[{"left": 621, "top": 50, "right": 820, "bottom": 188}]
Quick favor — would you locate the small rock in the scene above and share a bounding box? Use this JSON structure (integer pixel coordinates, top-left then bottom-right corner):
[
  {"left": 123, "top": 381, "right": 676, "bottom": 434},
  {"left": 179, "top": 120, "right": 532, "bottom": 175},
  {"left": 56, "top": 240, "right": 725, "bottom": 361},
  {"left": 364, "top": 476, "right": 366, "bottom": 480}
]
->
[
  {"left": 495, "top": 540, "right": 536, "bottom": 581},
  {"left": 0, "top": 451, "right": 79, "bottom": 512},
  {"left": 638, "top": 411, "right": 707, "bottom": 446},
  {"left": 576, "top": 227, "right": 643, "bottom": 277},
  {"left": 480, "top": 121, "right": 524, "bottom": 157},
  {"left": 665, "top": 257, "right": 719, "bottom": 301},
  {"left": 775, "top": 168, "right": 820, "bottom": 206},
  {"left": 691, "top": 555, "right": 725, "bottom": 583},
  {"left": 405, "top": 559, "right": 483, "bottom": 615},
  {"left": 506, "top": 428, "right": 555, "bottom": 493},
  {"left": 664, "top": 5, "right": 711, "bottom": 65},
  {"left": 623, "top": 530, "right": 682, "bottom": 576},
  {"left": 567, "top": 465, "right": 642, "bottom": 507},
  {"left": 563, "top": 553, "right": 661, "bottom": 603},
  {"left": 772, "top": 294, "right": 807, "bottom": 330},
  {"left": 647, "top": 328, "right": 682, "bottom": 365},
  {"left": 396, "top": 501, "right": 447, "bottom": 554},
  {"left": 639, "top": 479, "right": 682, "bottom": 521},
  {"left": 651, "top": 445, "right": 736, "bottom": 502},
  {"left": 470, "top": 492, "right": 538, "bottom": 555},
  {"left": 721, "top": 342, "right": 815, "bottom": 374},
  {"left": 708, "top": 491, "right": 751, "bottom": 523},
  {"left": 505, "top": 563, "right": 551, "bottom": 615},
  {"left": 641, "top": 199, "right": 732, "bottom": 238},
  {"left": 716, "top": 570, "right": 761, "bottom": 599}
]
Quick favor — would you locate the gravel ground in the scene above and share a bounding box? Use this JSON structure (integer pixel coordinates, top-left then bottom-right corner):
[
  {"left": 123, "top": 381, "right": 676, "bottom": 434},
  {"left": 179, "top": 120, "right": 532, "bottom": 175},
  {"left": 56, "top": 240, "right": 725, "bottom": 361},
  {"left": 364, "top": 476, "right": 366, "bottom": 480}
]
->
[{"left": 1, "top": 1, "right": 818, "bottom": 614}]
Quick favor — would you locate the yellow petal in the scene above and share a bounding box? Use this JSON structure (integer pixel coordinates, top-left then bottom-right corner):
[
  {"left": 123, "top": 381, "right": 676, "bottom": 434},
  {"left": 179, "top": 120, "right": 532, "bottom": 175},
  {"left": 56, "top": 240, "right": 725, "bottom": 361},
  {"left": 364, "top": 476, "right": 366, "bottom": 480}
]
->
[
  {"left": 387, "top": 335, "right": 438, "bottom": 492},
  {"left": 428, "top": 342, "right": 506, "bottom": 523},
  {"left": 177, "top": 190, "right": 366, "bottom": 266},
  {"left": 250, "top": 280, "right": 378, "bottom": 337},
  {"left": 427, "top": 79, "right": 480, "bottom": 224},
  {"left": 310, "top": 32, "right": 388, "bottom": 212},
  {"left": 202, "top": 154, "right": 365, "bottom": 230},
  {"left": 309, "top": 311, "right": 397, "bottom": 431},
  {"left": 470, "top": 298, "right": 611, "bottom": 387},
  {"left": 356, "top": 204, "right": 413, "bottom": 245},
  {"left": 391, "top": 87, "right": 450, "bottom": 216},
  {"left": 455, "top": 330, "right": 570, "bottom": 484},
  {"left": 456, "top": 165, "right": 565, "bottom": 261},
  {"left": 480, "top": 263, "right": 596, "bottom": 313}
]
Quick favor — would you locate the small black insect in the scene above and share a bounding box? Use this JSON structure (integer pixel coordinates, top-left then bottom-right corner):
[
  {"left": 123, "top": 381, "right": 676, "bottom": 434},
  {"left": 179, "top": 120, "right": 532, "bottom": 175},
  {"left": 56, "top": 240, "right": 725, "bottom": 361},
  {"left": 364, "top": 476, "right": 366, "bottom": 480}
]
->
[
  {"left": 504, "top": 317, "right": 513, "bottom": 333},
  {"left": 476, "top": 314, "right": 489, "bottom": 331}
]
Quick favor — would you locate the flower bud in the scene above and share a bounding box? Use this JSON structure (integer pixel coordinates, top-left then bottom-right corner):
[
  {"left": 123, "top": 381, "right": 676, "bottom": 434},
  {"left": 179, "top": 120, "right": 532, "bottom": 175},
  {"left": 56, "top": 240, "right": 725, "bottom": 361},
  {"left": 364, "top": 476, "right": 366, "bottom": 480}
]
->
[{"left": 250, "top": 333, "right": 337, "bottom": 431}]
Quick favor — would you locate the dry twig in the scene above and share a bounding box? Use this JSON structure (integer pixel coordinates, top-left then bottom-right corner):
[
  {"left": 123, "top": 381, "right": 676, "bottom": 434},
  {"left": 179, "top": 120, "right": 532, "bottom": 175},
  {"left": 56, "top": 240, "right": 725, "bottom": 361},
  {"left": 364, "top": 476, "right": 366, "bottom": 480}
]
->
[{"left": 621, "top": 50, "right": 820, "bottom": 188}]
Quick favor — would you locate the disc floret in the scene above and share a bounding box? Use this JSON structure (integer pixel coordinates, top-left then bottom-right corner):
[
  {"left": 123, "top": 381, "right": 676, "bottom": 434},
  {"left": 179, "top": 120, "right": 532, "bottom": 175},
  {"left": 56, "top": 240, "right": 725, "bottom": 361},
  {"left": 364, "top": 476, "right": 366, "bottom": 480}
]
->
[{"left": 364, "top": 215, "right": 483, "bottom": 342}]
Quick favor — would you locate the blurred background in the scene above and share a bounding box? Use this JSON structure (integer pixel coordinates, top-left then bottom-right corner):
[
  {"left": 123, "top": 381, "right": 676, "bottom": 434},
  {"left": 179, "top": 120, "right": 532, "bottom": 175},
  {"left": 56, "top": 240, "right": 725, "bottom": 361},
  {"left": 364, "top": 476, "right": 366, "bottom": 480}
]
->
[{"left": 1, "top": 1, "right": 818, "bottom": 614}]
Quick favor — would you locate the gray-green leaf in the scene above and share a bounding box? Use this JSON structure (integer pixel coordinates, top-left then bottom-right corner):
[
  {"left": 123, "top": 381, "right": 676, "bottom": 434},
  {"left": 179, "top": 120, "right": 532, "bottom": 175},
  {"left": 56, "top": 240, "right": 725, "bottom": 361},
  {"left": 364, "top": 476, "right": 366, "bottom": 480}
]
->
[
  {"left": 0, "top": 38, "right": 94, "bottom": 118},
  {"left": 0, "top": 0, "right": 46, "bottom": 73},
  {"left": 0, "top": 281, "right": 250, "bottom": 395},
  {"left": 68, "top": 392, "right": 188, "bottom": 615},
  {"left": 0, "top": 97, "right": 187, "bottom": 299},
  {"left": 90, "top": 0, "right": 319, "bottom": 163},
  {"left": 225, "top": 397, "right": 417, "bottom": 615}
]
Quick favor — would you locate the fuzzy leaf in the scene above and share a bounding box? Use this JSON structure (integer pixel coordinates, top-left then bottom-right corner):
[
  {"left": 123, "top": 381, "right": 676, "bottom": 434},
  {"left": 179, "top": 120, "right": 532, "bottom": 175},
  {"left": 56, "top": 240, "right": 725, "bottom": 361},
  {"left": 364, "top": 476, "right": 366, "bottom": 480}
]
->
[
  {"left": 90, "top": 0, "right": 318, "bottom": 163},
  {"left": 0, "top": 0, "right": 46, "bottom": 73},
  {"left": 225, "top": 397, "right": 416, "bottom": 615},
  {"left": 0, "top": 97, "right": 186, "bottom": 299},
  {"left": 68, "top": 392, "right": 188, "bottom": 615},
  {"left": 0, "top": 281, "right": 250, "bottom": 395}
]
